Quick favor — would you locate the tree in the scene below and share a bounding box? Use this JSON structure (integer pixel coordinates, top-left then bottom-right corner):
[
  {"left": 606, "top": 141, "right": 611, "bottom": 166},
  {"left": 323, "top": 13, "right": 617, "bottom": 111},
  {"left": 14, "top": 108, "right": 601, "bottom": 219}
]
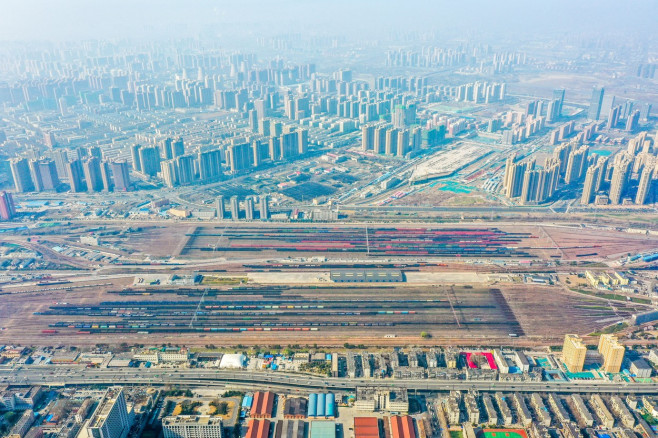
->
[{"left": 420, "top": 331, "right": 431, "bottom": 339}]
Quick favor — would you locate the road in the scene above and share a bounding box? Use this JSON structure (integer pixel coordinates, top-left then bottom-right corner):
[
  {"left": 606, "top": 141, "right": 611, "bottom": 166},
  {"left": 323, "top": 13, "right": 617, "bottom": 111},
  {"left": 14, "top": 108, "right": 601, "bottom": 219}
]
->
[{"left": 1, "top": 367, "right": 656, "bottom": 395}]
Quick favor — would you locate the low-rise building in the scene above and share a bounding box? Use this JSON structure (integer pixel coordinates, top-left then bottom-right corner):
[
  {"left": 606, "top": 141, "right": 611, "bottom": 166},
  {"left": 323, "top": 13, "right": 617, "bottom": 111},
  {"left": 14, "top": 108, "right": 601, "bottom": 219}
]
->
[
  {"left": 530, "top": 393, "right": 551, "bottom": 426},
  {"left": 570, "top": 394, "right": 594, "bottom": 427},
  {"left": 630, "top": 358, "right": 653, "bottom": 378},
  {"left": 610, "top": 395, "right": 635, "bottom": 428},
  {"left": 162, "top": 415, "right": 223, "bottom": 438},
  {"left": 494, "top": 393, "right": 513, "bottom": 426},
  {"left": 590, "top": 394, "right": 614, "bottom": 429}
]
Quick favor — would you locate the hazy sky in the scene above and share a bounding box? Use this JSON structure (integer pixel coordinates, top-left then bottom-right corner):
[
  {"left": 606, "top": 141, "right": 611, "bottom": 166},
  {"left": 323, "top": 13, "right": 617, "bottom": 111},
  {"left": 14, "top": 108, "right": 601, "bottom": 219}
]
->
[{"left": 0, "top": 0, "right": 657, "bottom": 43}]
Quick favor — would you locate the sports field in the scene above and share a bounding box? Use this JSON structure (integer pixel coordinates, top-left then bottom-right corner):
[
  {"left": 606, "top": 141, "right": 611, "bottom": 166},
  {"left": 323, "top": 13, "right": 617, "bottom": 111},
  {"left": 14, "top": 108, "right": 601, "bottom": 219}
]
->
[{"left": 481, "top": 429, "right": 528, "bottom": 438}]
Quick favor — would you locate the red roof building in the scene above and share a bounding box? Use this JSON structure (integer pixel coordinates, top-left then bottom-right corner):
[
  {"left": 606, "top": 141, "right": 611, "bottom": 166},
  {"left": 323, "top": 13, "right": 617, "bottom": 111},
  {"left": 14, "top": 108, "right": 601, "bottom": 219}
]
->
[
  {"left": 251, "top": 391, "right": 275, "bottom": 418},
  {"left": 246, "top": 419, "right": 271, "bottom": 438},
  {"left": 355, "top": 417, "right": 380, "bottom": 438},
  {"left": 390, "top": 416, "right": 416, "bottom": 438}
]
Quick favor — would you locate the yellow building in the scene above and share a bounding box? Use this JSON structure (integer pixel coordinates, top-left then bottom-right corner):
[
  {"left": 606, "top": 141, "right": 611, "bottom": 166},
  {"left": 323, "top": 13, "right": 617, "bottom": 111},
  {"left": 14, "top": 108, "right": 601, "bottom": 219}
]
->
[
  {"left": 598, "top": 334, "right": 625, "bottom": 373},
  {"left": 585, "top": 271, "right": 599, "bottom": 287},
  {"left": 563, "top": 334, "right": 587, "bottom": 373}
]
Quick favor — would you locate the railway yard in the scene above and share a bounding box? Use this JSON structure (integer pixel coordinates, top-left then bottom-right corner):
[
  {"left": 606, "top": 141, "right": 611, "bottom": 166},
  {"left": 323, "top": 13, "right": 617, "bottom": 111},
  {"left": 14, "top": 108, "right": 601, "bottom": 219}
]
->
[{"left": 1, "top": 220, "right": 658, "bottom": 347}]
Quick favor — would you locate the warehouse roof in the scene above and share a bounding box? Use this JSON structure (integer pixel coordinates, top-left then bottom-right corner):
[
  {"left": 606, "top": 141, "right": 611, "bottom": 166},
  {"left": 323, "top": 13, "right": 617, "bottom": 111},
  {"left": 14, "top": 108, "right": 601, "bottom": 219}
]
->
[
  {"left": 284, "top": 397, "right": 307, "bottom": 417},
  {"left": 246, "top": 419, "right": 271, "bottom": 438},
  {"left": 330, "top": 269, "right": 403, "bottom": 283},
  {"left": 251, "top": 391, "right": 275, "bottom": 418},
  {"left": 310, "top": 421, "right": 336, "bottom": 438},
  {"left": 390, "top": 416, "right": 415, "bottom": 438}
]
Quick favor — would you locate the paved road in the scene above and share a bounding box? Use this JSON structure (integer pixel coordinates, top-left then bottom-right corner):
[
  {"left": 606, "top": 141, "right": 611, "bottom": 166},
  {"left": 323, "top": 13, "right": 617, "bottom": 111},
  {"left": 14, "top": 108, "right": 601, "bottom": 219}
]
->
[{"left": 1, "top": 367, "right": 656, "bottom": 394}]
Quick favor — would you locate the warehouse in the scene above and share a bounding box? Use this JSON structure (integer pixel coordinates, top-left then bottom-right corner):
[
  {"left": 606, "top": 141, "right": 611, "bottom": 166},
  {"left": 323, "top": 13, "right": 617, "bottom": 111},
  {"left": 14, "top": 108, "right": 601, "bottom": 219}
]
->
[
  {"left": 330, "top": 270, "right": 403, "bottom": 283},
  {"left": 246, "top": 419, "right": 271, "bottom": 438},
  {"left": 251, "top": 391, "right": 275, "bottom": 418},
  {"left": 630, "top": 358, "right": 653, "bottom": 378},
  {"left": 308, "top": 393, "right": 335, "bottom": 419},
  {"left": 389, "top": 416, "right": 416, "bottom": 438},
  {"left": 275, "top": 420, "right": 306, "bottom": 438},
  {"left": 354, "top": 417, "right": 380, "bottom": 438},
  {"left": 284, "top": 397, "right": 308, "bottom": 419},
  {"left": 310, "top": 421, "right": 336, "bottom": 438}
]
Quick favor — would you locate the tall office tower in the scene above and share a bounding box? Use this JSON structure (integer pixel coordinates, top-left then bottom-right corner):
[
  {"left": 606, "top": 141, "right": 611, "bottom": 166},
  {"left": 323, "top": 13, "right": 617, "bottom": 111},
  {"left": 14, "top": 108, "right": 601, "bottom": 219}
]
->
[
  {"left": 397, "top": 130, "right": 409, "bottom": 157},
  {"left": 88, "top": 146, "right": 102, "bottom": 160},
  {"left": 564, "top": 146, "right": 589, "bottom": 184},
  {"left": 609, "top": 155, "right": 631, "bottom": 204},
  {"left": 625, "top": 110, "right": 640, "bottom": 132},
  {"left": 139, "top": 147, "right": 160, "bottom": 177},
  {"left": 162, "top": 138, "right": 174, "bottom": 160},
  {"left": 81, "top": 158, "right": 102, "bottom": 193},
  {"left": 374, "top": 126, "right": 387, "bottom": 154},
  {"left": 172, "top": 137, "right": 185, "bottom": 158},
  {"left": 0, "top": 191, "right": 16, "bottom": 220},
  {"left": 245, "top": 197, "right": 254, "bottom": 220},
  {"left": 562, "top": 334, "right": 587, "bottom": 373},
  {"left": 162, "top": 416, "right": 223, "bottom": 438},
  {"left": 598, "top": 335, "right": 625, "bottom": 373},
  {"left": 66, "top": 159, "right": 86, "bottom": 192},
  {"left": 259, "top": 195, "right": 269, "bottom": 220},
  {"left": 131, "top": 144, "right": 142, "bottom": 172},
  {"left": 37, "top": 160, "right": 60, "bottom": 191},
  {"left": 248, "top": 109, "right": 258, "bottom": 132},
  {"left": 362, "top": 125, "right": 375, "bottom": 151},
  {"left": 581, "top": 164, "right": 600, "bottom": 205},
  {"left": 385, "top": 128, "right": 398, "bottom": 155},
  {"left": 230, "top": 195, "right": 239, "bottom": 220},
  {"left": 161, "top": 160, "right": 179, "bottom": 188},
  {"left": 85, "top": 388, "right": 132, "bottom": 438},
  {"left": 198, "top": 150, "right": 222, "bottom": 183},
  {"left": 552, "top": 89, "right": 565, "bottom": 116},
  {"left": 228, "top": 143, "right": 252, "bottom": 172},
  {"left": 110, "top": 161, "right": 131, "bottom": 191},
  {"left": 175, "top": 155, "right": 196, "bottom": 185},
  {"left": 587, "top": 87, "right": 605, "bottom": 121},
  {"left": 216, "top": 196, "right": 226, "bottom": 219},
  {"left": 636, "top": 165, "right": 653, "bottom": 205},
  {"left": 607, "top": 105, "right": 621, "bottom": 129},
  {"left": 10, "top": 158, "right": 35, "bottom": 193},
  {"left": 298, "top": 129, "right": 308, "bottom": 155},
  {"left": 98, "top": 161, "right": 112, "bottom": 191}
]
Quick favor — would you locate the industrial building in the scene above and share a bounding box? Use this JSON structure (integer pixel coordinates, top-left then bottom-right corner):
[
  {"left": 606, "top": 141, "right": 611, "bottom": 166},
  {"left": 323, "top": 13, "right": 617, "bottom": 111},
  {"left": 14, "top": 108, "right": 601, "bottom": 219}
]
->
[
  {"left": 354, "top": 417, "right": 380, "bottom": 438},
  {"left": 389, "top": 416, "right": 416, "bottom": 438},
  {"left": 310, "top": 421, "right": 336, "bottom": 438},
  {"left": 283, "top": 397, "right": 308, "bottom": 419},
  {"left": 246, "top": 419, "right": 272, "bottom": 438},
  {"left": 274, "top": 420, "right": 306, "bottom": 438},
  {"left": 250, "top": 392, "right": 275, "bottom": 418},
  {"left": 308, "top": 393, "right": 335, "bottom": 419}
]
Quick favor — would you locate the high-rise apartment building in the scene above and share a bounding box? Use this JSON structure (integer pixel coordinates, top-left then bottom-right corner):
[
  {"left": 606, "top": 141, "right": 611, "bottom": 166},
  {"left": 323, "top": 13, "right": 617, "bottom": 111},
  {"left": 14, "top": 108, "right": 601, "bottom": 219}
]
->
[
  {"left": 598, "top": 335, "right": 625, "bottom": 373},
  {"left": 609, "top": 155, "right": 631, "bottom": 205},
  {"left": 84, "top": 388, "right": 133, "bottom": 438},
  {"left": 0, "top": 191, "right": 16, "bottom": 220},
  {"left": 562, "top": 334, "right": 586, "bottom": 373},
  {"left": 110, "top": 161, "right": 131, "bottom": 191},
  {"left": 10, "top": 158, "right": 35, "bottom": 193},
  {"left": 587, "top": 87, "right": 605, "bottom": 121},
  {"left": 636, "top": 165, "right": 653, "bottom": 205}
]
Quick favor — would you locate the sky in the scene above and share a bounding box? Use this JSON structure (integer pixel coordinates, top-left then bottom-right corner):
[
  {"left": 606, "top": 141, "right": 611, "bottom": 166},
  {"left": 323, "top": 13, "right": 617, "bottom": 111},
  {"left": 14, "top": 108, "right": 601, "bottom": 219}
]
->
[{"left": 0, "top": 0, "right": 657, "bottom": 43}]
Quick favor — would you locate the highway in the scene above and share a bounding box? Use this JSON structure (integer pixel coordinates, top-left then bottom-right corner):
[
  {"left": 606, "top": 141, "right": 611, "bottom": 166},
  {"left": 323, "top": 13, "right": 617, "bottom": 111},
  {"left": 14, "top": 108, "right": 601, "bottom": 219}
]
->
[{"left": 1, "top": 367, "right": 657, "bottom": 395}]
